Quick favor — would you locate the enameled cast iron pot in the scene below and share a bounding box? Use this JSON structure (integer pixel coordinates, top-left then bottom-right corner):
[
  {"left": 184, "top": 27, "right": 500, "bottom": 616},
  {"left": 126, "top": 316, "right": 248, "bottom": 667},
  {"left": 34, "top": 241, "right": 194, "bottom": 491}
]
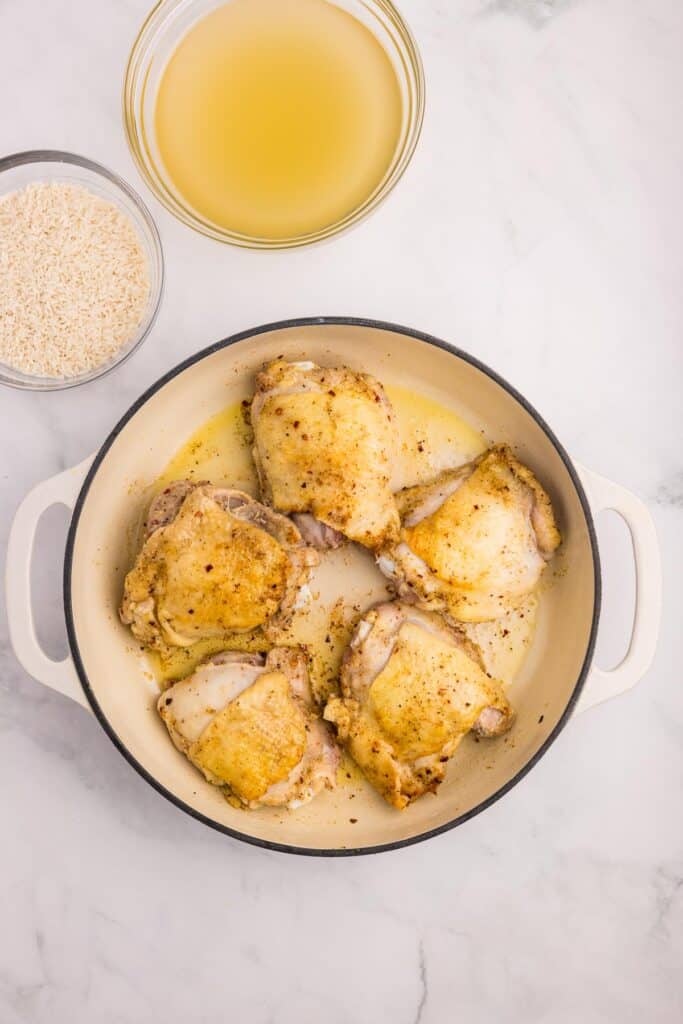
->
[{"left": 6, "top": 318, "right": 661, "bottom": 855}]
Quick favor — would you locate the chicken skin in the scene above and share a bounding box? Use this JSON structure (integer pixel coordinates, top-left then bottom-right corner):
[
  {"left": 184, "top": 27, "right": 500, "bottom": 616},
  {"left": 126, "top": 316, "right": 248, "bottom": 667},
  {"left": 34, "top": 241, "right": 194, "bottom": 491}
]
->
[
  {"left": 251, "top": 360, "right": 400, "bottom": 550},
  {"left": 159, "top": 647, "right": 340, "bottom": 809},
  {"left": 324, "top": 602, "right": 513, "bottom": 809},
  {"left": 377, "top": 445, "right": 561, "bottom": 623},
  {"left": 120, "top": 481, "right": 318, "bottom": 649}
]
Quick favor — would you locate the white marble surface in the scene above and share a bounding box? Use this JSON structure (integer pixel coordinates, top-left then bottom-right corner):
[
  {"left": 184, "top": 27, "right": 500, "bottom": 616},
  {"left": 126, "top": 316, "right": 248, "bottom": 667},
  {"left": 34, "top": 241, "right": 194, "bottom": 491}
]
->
[{"left": 1, "top": 0, "right": 681, "bottom": 1020}]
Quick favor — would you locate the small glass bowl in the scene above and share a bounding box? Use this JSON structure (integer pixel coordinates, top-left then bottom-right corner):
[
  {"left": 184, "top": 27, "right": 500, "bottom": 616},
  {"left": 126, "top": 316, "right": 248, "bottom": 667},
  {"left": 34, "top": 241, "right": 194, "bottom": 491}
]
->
[
  {"left": 0, "top": 150, "right": 164, "bottom": 391},
  {"left": 123, "top": 0, "right": 425, "bottom": 249}
]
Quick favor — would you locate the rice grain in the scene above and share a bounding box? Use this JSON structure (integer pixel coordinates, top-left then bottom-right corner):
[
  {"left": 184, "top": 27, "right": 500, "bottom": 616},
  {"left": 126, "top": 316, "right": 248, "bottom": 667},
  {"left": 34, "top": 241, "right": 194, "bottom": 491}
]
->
[{"left": 0, "top": 182, "right": 151, "bottom": 379}]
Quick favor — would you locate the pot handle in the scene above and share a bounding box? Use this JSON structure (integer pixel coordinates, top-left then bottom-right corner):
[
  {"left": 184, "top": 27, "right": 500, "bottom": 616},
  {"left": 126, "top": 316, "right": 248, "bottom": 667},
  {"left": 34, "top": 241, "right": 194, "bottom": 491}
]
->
[
  {"left": 573, "top": 463, "right": 661, "bottom": 713},
  {"left": 5, "top": 456, "right": 94, "bottom": 711}
]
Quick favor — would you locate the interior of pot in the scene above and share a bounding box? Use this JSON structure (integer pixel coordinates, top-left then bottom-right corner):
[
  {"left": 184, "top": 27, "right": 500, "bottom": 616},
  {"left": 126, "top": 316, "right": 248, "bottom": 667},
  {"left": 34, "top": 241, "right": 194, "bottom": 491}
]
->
[{"left": 67, "top": 321, "right": 598, "bottom": 852}]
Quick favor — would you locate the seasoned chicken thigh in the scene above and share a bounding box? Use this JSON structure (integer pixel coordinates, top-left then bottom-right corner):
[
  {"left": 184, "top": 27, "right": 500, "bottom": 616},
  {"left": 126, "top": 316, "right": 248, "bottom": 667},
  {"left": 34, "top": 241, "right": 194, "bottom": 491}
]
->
[
  {"left": 159, "top": 647, "right": 340, "bottom": 809},
  {"left": 120, "top": 481, "right": 317, "bottom": 648},
  {"left": 378, "top": 445, "right": 561, "bottom": 623},
  {"left": 324, "top": 602, "right": 513, "bottom": 809},
  {"left": 251, "top": 359, "right": 400, "bottom": 549}
]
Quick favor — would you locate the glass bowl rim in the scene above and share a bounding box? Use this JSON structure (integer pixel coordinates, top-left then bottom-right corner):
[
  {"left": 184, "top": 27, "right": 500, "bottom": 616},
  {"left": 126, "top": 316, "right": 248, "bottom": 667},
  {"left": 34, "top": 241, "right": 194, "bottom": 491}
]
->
[
  {"left": 123, "top": 0, "right": 426, "bottom": 249},
  {"left": 0, "top": 148, "right": 165, "bottom": 392}
]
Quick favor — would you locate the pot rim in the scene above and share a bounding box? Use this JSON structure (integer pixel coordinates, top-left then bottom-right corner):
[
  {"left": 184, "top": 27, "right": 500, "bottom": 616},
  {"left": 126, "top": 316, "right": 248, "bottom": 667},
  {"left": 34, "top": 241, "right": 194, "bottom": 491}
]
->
[{"left": 63, "top": 316, "right": 602, "bottom": 856}]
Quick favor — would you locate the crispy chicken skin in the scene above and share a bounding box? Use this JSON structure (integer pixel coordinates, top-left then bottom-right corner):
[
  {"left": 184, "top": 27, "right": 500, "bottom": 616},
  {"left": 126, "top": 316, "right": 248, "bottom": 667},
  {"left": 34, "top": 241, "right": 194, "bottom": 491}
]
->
[
  {"left": 159, "top": 647, "right": 340, "bottom": 809},
  {"left": 377, "top": 445, "right": 561, "bottom": 623},
  {"left": 324, "top": 602, "right": 513, "bottom": 809},
  {"left": 251, "top": 359, "right": 400, "bottom": 550},
  {"left": 120, "top": 481, "right": 318, "bottom": 649}
]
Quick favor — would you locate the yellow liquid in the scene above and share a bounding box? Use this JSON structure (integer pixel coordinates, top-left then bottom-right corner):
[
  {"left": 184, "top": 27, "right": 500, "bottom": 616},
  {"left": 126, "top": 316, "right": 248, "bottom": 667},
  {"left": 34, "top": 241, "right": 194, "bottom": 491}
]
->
[
  {"left": 154, "top": 0, "right": 403, "bottom": 239},
  {"left": 386, "top": 385, "right": 486, "bottom": 490}
]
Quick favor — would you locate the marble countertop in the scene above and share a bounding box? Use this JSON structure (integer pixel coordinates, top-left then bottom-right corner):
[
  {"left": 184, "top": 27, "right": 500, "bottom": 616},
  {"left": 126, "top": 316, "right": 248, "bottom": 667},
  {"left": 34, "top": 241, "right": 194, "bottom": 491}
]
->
[{"left": 1, "top": 0, "right": 681, "bottom": 1020}]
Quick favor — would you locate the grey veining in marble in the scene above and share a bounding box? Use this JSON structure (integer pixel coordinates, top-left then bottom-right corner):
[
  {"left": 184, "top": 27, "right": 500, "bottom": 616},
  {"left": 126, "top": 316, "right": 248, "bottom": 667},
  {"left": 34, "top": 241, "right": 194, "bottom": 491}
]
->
[
  {"left": 481, "top": 0, "right": 576, "bottom": 26},
  {"left": 1, "top": 1, "right": 681, "bottom": 1021}
]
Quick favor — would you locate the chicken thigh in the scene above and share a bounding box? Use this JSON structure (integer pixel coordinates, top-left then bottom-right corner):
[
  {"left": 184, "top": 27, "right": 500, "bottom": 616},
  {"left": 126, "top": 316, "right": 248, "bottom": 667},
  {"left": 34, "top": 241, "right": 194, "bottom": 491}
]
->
[
  {"left": 377, "top": 445, "right": 561, "bottom": 623},
  {"left": 324, "top": 602, "right": 513, "bottom": 809},
  {"left": 159, "top": 647, "right": 340, "bottom": 809},
  {"left": 120, "top": 481, "right": 318, "bottom": 648},
  {"left": 251, "top": 359, "right": 400, "bottom": 549}
]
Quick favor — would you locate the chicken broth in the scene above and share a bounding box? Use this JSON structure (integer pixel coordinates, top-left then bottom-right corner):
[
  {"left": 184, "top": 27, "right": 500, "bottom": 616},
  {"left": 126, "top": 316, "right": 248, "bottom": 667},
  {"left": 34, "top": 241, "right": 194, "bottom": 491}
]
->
[
  {"left": 144, "top": 389, "right": 538, "bottom": 692},
  {"left": 154, "top": 0, "right": 403, "bottom": 240}
]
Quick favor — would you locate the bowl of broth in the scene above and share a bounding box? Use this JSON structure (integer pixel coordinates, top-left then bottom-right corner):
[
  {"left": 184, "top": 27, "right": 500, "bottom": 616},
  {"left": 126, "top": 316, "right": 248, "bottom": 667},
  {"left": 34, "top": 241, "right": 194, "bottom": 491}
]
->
[{"left": 123, "top": 0, "right": 424, "bottom": 247}]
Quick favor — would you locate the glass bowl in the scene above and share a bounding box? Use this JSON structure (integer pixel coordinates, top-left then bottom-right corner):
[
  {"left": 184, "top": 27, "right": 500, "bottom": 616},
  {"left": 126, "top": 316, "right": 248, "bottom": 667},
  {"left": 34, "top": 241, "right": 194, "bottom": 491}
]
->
[
  {"left": 0, "top": 150, "right": 164, "bottom": 392},
  {"left": 123, "top": 0, "right": 425, "bottom": 249}
]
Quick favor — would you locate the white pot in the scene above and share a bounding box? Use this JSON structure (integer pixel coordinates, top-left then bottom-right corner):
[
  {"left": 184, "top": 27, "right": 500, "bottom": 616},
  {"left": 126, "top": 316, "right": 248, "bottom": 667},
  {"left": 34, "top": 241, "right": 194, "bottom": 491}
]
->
[{"left": 5, "top": 318, "right": 661, "bottom": 855}]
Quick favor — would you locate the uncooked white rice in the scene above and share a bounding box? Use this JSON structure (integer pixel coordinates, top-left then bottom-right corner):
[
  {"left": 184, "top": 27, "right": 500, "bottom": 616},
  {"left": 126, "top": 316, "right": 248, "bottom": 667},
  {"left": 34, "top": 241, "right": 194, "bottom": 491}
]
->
[{"left": 0, "top": 182, "right": 150, "bottom": 379}]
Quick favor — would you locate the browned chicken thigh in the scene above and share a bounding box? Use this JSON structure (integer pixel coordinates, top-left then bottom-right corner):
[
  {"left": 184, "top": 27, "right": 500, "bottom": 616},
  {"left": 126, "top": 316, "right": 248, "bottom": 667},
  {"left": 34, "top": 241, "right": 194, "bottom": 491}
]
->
[
  {"left": 120, "top": 481, "right": 317, "bottom": 648},
  {"left": 324, "top": 601, "right": 513, "bottom": 809},
  {"left": 159, "top": 647, "right": 340, "bottom": 809},
  {"left": 251, "top": 359, "right": 400, "bottom": 549},
  {"left": 377, "top": 445, "right": 561, "bottom": 622}
]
